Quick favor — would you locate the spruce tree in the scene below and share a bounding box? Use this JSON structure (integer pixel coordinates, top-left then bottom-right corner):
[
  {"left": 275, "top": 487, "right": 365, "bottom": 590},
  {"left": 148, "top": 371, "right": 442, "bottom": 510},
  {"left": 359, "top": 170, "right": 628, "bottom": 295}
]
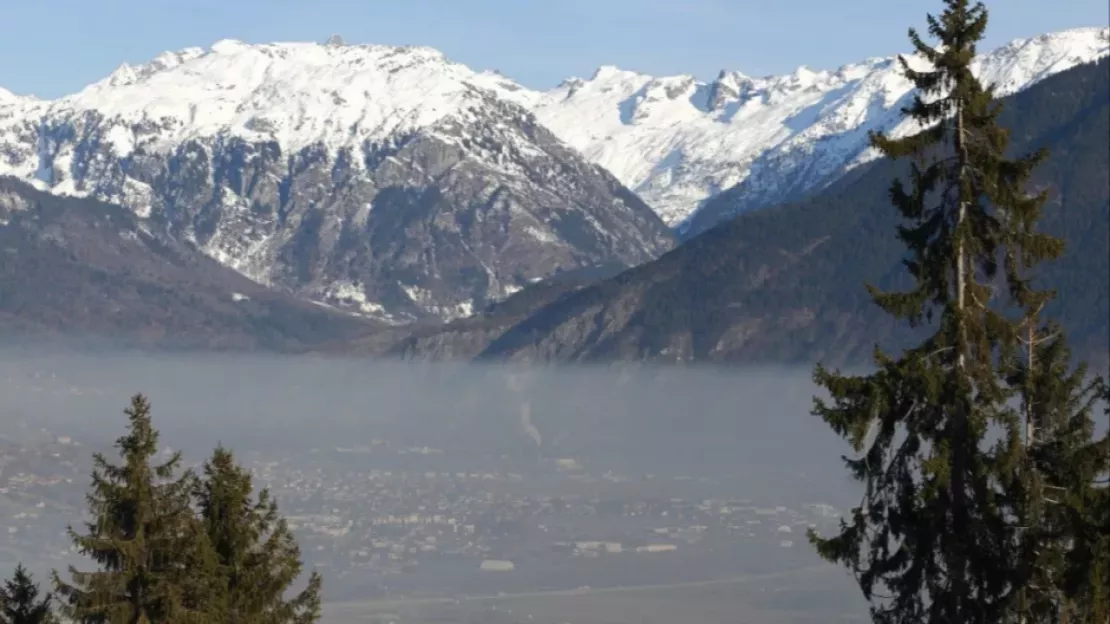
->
[
  {"left": 52, "top": 394, "right": 213, "bottom": 623},
  {"left": 0, "top": 564, "right": 55, "bottom": 624},
  {"left": 1004, "top": 322, "right": 1107, "bottom": 621},
  {"left": 195, "top": 446, "right": 321, "bottom": 623},
  {"left": 805, "top": 1, "right": 1069, "bottom": 621}
]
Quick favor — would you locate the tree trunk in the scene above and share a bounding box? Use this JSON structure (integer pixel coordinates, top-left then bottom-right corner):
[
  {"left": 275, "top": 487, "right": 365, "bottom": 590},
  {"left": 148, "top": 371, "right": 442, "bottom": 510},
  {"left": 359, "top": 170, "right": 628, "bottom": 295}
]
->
[
  {"left": 951, "top": 101, "right": 972, "bottom": 619},
  {"left": 956, "top": 106, "right": 969, "bottom": 372}
]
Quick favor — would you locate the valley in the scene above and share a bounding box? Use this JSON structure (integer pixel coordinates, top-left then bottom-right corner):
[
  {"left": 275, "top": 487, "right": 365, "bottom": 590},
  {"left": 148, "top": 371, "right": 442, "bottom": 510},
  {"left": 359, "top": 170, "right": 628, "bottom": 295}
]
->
[
  {"left": 0, "top": 7, "right": 1106, "bottom": 622},
  {"left": 0, "top": 353, "right": 865, "bottom": 622}
]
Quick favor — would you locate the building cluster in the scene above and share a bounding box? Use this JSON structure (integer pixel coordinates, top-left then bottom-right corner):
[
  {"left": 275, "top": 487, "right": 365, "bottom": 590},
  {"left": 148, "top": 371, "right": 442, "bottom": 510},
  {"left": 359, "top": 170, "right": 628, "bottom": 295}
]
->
[
  {"left": 0, "top": 430, "right": 845, "bottom": 595},
  {"left": 242, "top": 448, "right": 843, "bottom": 578},
  {"left": 0, "top": 430, "right": 88, "bottom": 566}
]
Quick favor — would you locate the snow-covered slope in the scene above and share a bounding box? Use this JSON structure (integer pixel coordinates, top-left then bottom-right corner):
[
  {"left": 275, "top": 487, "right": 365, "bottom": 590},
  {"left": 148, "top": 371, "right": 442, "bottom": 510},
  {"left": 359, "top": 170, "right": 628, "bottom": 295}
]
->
[
  {"left": 0, "top": 39, "right": 521, "bottom": 191},
  {"left": 0, "top": 28, "right": 1103, "bottom": 316},
  {"left": 505, "top": 27, "right": 1109, "bottom": 233},
  {"left": 0, "top": 39, "right": 672, "bottom": 322}
]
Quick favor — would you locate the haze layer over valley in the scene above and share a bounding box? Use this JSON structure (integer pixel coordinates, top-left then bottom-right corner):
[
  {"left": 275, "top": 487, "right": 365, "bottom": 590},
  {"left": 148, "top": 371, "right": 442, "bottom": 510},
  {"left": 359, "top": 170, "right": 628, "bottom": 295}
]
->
[
  {"left": 0, "top": 352, "right": 866, "bottom": 623},
  {"left": 0, "top": 0, "right": 1106, "bottom": 620}
]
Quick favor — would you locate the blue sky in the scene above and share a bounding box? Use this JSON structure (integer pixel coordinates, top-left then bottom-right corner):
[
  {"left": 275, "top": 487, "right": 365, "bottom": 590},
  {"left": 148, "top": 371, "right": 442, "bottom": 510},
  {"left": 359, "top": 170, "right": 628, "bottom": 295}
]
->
[{"left": 2, "top": 0, "right": 1106, "bottom": 98}]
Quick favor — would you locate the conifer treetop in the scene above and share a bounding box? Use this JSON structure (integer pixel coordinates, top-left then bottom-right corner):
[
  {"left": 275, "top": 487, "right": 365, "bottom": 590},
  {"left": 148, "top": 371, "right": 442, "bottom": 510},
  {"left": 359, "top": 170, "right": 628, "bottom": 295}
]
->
[
  {"left": 52, "top": 394, "right": 208, "bottom": 623},
  {"left": 197, "top": 446, "right": 322, "bottom": 623},
  {"left": 806, "top": 1, "right": 1084, "bottom": 622},
  {"left": 1, "top": 564, "right": 55, "bottom": 624}
]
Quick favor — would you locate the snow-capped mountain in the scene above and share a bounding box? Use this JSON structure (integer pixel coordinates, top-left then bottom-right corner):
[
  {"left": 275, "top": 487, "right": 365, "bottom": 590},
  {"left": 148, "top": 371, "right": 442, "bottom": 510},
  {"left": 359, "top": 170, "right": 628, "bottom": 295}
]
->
[
  {"left": 472, "top": 55, "right": 1110, "bottom": 366},
  {"left": 505, "top": 27, "right": 1109, "bottom": 234},
  {"left": 4, "top": 40, "right": 522, "bottom": 176},
  {"left": 0, "top": 28, "right": 1103, "bottom": 322},
  {"left": 0, "top": 40, "right": 673, "bottom": 321}
]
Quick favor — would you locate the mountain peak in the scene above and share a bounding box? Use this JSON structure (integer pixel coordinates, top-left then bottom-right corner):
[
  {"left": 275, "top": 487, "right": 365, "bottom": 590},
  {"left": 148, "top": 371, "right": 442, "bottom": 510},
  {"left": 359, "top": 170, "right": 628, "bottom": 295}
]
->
[
  {"left": 0, "top": 36, "right": 672, "bottom": 324},
  {"left": 714, "top": 69, "right": 751, "bottom": 83},
  {"left": 590, "top": 64, "right": 639, "bottom": 81},
  {"left": 0, "top": 86, "right": 25, "bottom": 102},
  {"left": 209, "top": 38, "right": 251, "bottom": 54},
  {"left": 105, "top": 62, "right": 137, "bottom": 87},
  {"left": 525, "top": 25, "right": 1109, "bottom": 228},
  {"left": 51, "top": 38, "right": 500, "bottom": 156}
]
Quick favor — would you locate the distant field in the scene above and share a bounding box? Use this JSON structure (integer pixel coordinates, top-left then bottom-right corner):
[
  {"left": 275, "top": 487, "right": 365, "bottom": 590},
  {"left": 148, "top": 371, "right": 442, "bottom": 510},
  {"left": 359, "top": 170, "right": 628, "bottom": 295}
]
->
[{"left": 321, "top": 565, "right": 868, "bottom": 624}]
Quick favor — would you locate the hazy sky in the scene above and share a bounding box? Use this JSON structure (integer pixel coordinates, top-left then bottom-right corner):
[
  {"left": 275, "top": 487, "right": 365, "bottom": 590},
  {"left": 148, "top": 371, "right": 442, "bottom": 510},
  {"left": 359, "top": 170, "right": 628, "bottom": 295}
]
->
[{"left": 1, "top": 0, "right": 1105, "bottom": 98}]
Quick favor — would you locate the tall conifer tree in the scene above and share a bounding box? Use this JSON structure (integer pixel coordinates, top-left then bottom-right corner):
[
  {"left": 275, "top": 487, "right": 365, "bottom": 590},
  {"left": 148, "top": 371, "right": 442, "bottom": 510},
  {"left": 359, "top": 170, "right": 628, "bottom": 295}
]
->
[
  {"left": 52, "top": 395, "right": 212, "bottom": 623},
  {"left": 0, "top": 564, "right": 55, "bottom": 624},
  {"left": 805, "top": 1, "right": 1077, "bottom": 621},
  {"left": 195, "top": 446, "right": 321, "bottom": 623}
]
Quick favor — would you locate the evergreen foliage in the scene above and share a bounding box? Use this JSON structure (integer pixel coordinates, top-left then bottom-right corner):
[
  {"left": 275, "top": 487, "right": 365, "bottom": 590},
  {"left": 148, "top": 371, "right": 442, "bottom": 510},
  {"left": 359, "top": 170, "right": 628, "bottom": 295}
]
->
[
  {"left": 1004, "top": 324, "right": 1107, "bottom": 621},
  {"left": 0, "top": 564, "right": 55, "bottom": 624},
  {"left": 806, "top": 1, "right": 1108, "bottom": 622},
  {"left": 51, "top": 395, "right": 214, "bottom": 623},
  {"left": 1055, "top": 384, "right": 1110, "bottom": 622},
  {"left": 194, "top": 446, "right": 322, "bottom": 623},
  {"left": 48, "top": 396, "right": 323, "bottom": 622},
  {"left": 999, "top": 110, "right": 1109, "bottom": 619}
]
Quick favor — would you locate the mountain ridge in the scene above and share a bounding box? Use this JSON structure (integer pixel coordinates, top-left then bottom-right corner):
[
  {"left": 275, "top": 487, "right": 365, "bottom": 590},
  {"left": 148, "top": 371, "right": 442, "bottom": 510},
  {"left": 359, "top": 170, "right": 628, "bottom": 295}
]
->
[
  {"left": 509, "top": 27, "right": 1109, "bottom": 233},
  {"left": 1, "top": 28, "right": 1104, "bottom": 230},
  {"left": 0, "top": 27, "right": 1104, "bottom": 331},
  {"left": 0, "top": 40, "right": 674, "bottom": 322},
  {"left": 472, "top": 57, "right": 1110, "bottom": 367}
]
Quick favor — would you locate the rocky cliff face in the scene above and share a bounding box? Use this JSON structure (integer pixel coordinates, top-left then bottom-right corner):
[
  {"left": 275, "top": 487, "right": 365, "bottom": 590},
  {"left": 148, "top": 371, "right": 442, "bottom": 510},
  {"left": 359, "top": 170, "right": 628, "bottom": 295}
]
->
[{"left": 0, "top": 41, "right": 674, "bottom": 322}]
